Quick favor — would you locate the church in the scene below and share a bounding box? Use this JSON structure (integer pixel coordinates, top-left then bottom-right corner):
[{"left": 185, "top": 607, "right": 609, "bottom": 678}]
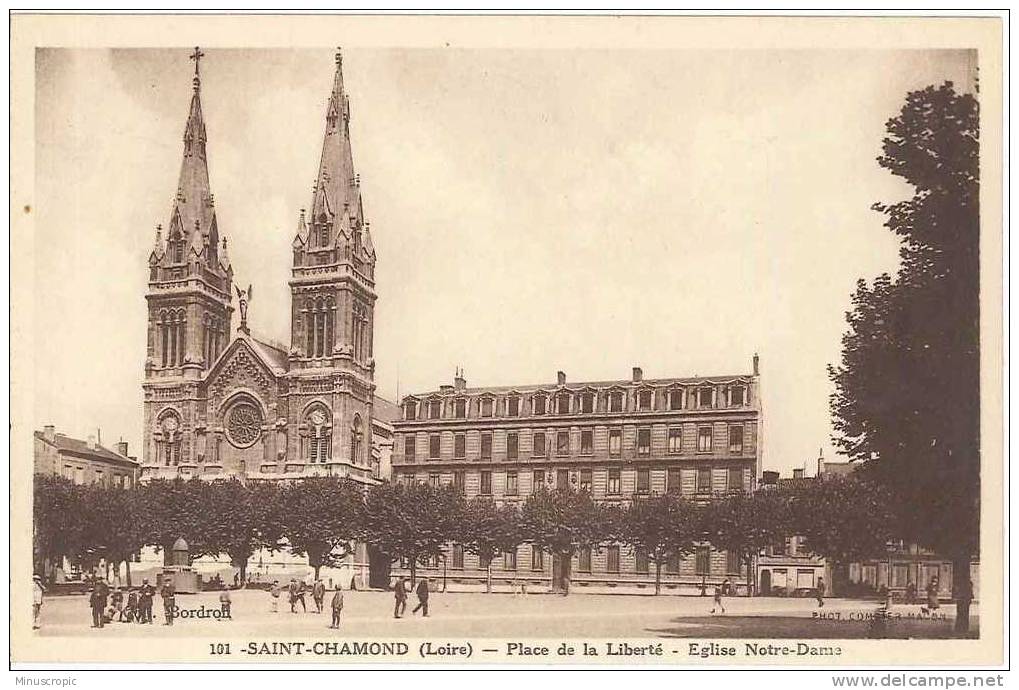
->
[{"left": 140, "top": 48, "right": 396, "bottom": 489}]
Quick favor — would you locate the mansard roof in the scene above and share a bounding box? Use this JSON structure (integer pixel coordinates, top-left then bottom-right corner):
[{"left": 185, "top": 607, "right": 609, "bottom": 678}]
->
[{"left": 407, "top": 373, "right": 754, "bottom": 399}]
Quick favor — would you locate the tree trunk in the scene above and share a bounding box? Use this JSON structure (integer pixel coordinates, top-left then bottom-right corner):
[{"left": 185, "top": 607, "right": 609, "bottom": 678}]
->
[
  {"left": 313, "top": 564, "right": 321, "bottom": 582},
  {"left": 746, "top": 554, "right": 754, "bottom": 596},
  {"left": 561, "top": 552, "right": 572, "bottom": 596},
  {"left": 125, "top": 559, "right": 132, "bottom": 588},
  {"left": 486, "top": 561, "right": 492, "bottom": 594},
  {"left": 409, "top": 557, "right": 417, "bottom": 588},
  {"left": 952, "top": 553, "right": 973, "bottom": 635},
  {"left": 655, "top": 562, "right": 662, "bottom": 595}
]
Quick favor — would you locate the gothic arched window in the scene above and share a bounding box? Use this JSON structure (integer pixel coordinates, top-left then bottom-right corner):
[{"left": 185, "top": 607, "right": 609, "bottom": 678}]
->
[
  {"left": 350, "top": 415, "right": 363, "bottom": 466},
  {"left": 156, "top": 410, "right": 182, "bottom": 467},
  {"left": 303, "top": 405, "right": 332, "bottom": 463}
]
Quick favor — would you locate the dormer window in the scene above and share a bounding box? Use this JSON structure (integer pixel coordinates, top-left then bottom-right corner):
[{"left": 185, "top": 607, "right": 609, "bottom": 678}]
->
[
  {"left": 428, "top": 399, "right": 441, "bottom": 420},
  {"left": 404, "top": 401, "right": 417, "bottom": 421},
  {"left": 454, "top": 398, "right": 466, "bottom": 419},
  {"left": 609, "top": 391, "right": 624, "bottom": 413},
  {"left": 480, "top": 397, "right": 494, "bottom": 418},
  {"left": 581, "top": 392, "right": 594, "bottom": 414},
  {"left": 697, "top": 387, "right": 714, "bottom": 409},
  {"left": 507, "top": 395, "right": 520, "bottom": 416},
  {"left": 557, "top": 392, "right": 571, "bottom": 415},
  {"left": 729, "top": 385, "right": 746, "bottom": 407},
  {"left": 638, "top": 389, "right": 652, "bottom": 411},
  {"left": 533, "top": 394, "right": 547, "bottom": 415},
  {"left": 668, "top": 388, "right": 684, "bottom": 411}
]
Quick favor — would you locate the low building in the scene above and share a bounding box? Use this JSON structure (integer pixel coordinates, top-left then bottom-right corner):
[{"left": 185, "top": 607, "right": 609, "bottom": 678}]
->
[
  {"left": 34, "top": 425, "right": 139, "bottom": 488},
  {"left": 391, "top": 359, "right": 762, "bottom": 593},
  {"left": 756, "top": 469, "right": 829, "bottom": 596}
]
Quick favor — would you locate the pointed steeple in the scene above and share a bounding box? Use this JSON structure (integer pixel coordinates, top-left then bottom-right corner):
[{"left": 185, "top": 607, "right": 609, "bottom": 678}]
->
[
  {"left": 149, "top": 225, "right": 165, "bottom": 264},
  {"left": 292, "top": 208, "right": 309, "bottom": 247},
  {"left": 310, "top": 48, "right": 363, "bottom": 230},
  {"left": 169, "top": 47, "right": 217, "bottom": 257},
  {"left": 219, "top": 236, "right": 232, "bottom": 272}
]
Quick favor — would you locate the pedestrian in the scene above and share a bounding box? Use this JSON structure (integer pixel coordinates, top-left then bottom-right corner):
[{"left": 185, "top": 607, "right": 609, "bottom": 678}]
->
[
  {"left": 111, "top": 587, "right": 124, "bottom": 618},
  {"left": 89, "top": 581, "right": 106, "bottom": 629},
  {"left": 922, "top": 576, "right": 940, "bottom": 615},
  {"left": 721, "top": 578, "right": 731, "bottom": 596},
  {"left": 288, "top": 578, "right": 299, "bottom": 613},
  {"left": 330, "top": 588, "right": 344, "bottom": 629},
  {"left": 393, "top": 577, "right": 407, "bottom": 618},
  {"left": 412, "top": 577, "right": 430, "bottom": 617},
  {"left": 270, "top": 580, "right": 281, "bottom": 613},
  {"left": 122, "top": 589, "right": 138, "bottom": 622},
  {"left": 160, "top": 580, "right": 176, "bottom": 626},
  {"left": 816, "top": 577, "right": 826, "bottom": 608},
  {"left": 296, "top": 579, "right": 308, "bottom": 612},
  {"left": 32, "top": 575, "right": 45, "bottom": 630},
  {"left": 313, "top": 578, "right": 326, "bottom": 613},
  {"left": 138, "top": 579, "right": 155, "bottom": 624},
  {"left": 710, "top": 584, "right": 726, "bottom": 614},
  {"left": 219, "top": 588, "right": 232, "bottom": 618}
]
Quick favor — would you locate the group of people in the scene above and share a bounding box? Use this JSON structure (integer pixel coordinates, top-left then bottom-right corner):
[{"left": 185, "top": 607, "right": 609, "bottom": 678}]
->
[
  {"left": 268, "top": 578, "right": 345, "bottom": 628},
  {"left": 392, "top": 576, "right": 430, "bottom": 618},
  {"left": 87, "top": 578, "right": 166, "bottom": 627}
]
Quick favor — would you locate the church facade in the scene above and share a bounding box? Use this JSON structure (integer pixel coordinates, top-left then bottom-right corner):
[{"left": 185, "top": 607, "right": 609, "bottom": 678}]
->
[{"left": 140, "top": 49, "right": 394, "bottom": 488}]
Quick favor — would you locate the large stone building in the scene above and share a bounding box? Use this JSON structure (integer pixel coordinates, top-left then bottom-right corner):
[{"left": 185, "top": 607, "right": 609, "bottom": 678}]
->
[
  {"left": 141, "top": 49, "right": 392, "bottom": 486},
  {"left": 391, "top": 360, "right": 762, "bottom": 593}
]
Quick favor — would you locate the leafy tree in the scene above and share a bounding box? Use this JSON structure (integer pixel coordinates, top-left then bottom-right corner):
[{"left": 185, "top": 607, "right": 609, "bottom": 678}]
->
[
  {"left": 457, "top": 497, "right": 526, "bottom": 593},
  {"left": 701, "top": 490, "right": 791, "bottom": 595},
  {"left": 280, "top": 476, "right": 365, "bottom": 581},
  {"left": 786, "top": 476, "right": 895, "bottom": 594},
  {"left": 204, "top": 479, "right": 285, "bottom": 584},
  {"left": 521, "top": 487, "right": 615, "bottom": 595},
  {"left": 136, "top": 477, "right": 211, "bottom": 563},
  {"left": 362, "top": 481, "right": 465, "bottom": 586},
  {"left": 829, "top": 82, "right": 979, "bottom": 632},
  {"left": 33, "top": 474, "right": 86, "bottom": 579},
  {"left": 619, "top": 494, "right": 700, "bottom": 595},
  {"left": 78, "top": 483, "right": 147, "bottom": 585}
]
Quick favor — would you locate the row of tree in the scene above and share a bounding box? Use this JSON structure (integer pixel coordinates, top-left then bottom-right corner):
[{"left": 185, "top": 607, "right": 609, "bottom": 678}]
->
[{"left": 34, "top": 473, "right": 896, "bottom": 595}]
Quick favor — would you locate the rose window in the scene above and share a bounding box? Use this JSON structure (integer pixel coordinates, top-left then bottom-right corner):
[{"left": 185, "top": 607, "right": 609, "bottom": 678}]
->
[{"left": 226, "top": 402, "right": 263, "bottom": 447}]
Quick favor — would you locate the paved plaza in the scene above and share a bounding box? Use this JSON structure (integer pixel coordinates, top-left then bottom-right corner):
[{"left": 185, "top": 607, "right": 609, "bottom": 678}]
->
[{"left": 33, "top": 589, "right": 976, "bottom": 639}]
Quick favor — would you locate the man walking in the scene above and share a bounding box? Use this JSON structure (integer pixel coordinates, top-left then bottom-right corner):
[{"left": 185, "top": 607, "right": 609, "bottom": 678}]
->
[
  {"left": 312, "top": 578, "right": 326, "bottom": 614},
  {"left": 89, "top": 580, "right": 106, "bottom": 628},
  {"left": 219, "top": 588, "right": 232, "bottom": 618},
  {"left": 393, "top": 577, "right": 407, "bottom": 618},
  {"left": 710, "top": 584, "right": 726, "bottom": 615},
  {"left": 296, "top": 579, "right": 308, "bottom": 612},
  {"left": 816, "top": 577, "right": 826, "bottom": 608},
  {"left": 270, "top": 580, "right": 281, "bottom": 613},
  {"left": 32, "top": 575, "right": 45, "bottom": 630},
  {"left": 412, "top": 577, "right": 430, "bottom": 617},
  {"left": 330, "top": 588, "right": 344, "bottom": 629},
  {"left": 288, "top": 578, "right": 299, "bottom": 613}
]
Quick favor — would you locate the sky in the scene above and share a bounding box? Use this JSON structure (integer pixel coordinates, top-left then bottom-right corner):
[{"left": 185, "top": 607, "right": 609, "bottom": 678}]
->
[{"left": 32, "top": 47, "right": 976, "bottom": 476}]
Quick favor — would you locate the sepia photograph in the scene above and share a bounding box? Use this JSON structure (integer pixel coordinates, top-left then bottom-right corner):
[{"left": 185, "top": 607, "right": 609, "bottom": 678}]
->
[{"left": 8, "top": 12, "right": 1005, "bottom": 672}]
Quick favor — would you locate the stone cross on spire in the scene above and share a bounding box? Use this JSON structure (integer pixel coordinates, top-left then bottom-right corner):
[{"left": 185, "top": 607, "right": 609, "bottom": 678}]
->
[{"left": 189, "top": 46, "right": 204, "bottom": 88}]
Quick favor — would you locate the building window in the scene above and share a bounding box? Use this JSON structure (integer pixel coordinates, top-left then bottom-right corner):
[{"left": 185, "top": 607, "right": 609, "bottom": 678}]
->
[
  {"left": 697, "top": 468, "right": 712, "bottom": 494},
  {"left": 581, "top": 393, "right": 594, "bottom": 413},
  {"left": 556, "top": 431, "right": 570, "bottom": 456},
  {"left": 455, "top": 398, "right": 466, "bottom": 418},
  {"left": 636, "top": 428, "right": 651, "bottom": 457},
  {"left": 428, "top": 399, "right": 441, "bottom": 419},
  {"left": 506, "top": 471, "right": 518, "bottom": 496},
  {"left": 638, "top": 390, "right": 652, "bottom": 411},
  {"left": 727, "top": 550, "right": 741, "bottom": 574},
  {"left": 556, "top": 468, "right": 569, "bottom": 489},
  {"left": 531, "top": 546, "right": 544, "bottom": 571},
  {"left": 636, "top": 468, "right": 650, "bottom": 494},
  {"left": 533, "top": 394, "right": 547, "bottom": 415},
  {"left": 697, "top": 426, "right": 712, "bottom": 452},
  {"left": 428, "top": 472, "right": 440, "bottom": 488},
  {"left": 609, "top": 429, "right": 622, "bottom": 457},
  {"left": 668, "top": 428, "right": 682, "bottom": 454},
  {"left": 480, "top": 398, "right": 494, "bottom": 418},
  {"left": 695, "top": 546, "right": 711, "bottom": 576},
  {"left": 453, "top": 470, "right": 465, "bottom": 495},
  {"left": 728, "top": 467, "right": 744, "bottom": 492},
  {"left": 607, "top": 468, "right": 621, "bottom": 495},
  {"left": 480, "top": 470, "right": 492, "bottom": 495},
  {"left": 669, "top": 389, "right": 683, "bottom": 410},
  {"left": 606, "top": 546, "right": 620, "bottom": 573},
  {"left": 667, "top": 468, "right": 681, "bottom": 494},
  {"left": 504, "top": 549, "right": 517, "bottom": 570},
  {"left": 404, "top": 401, "right": 417, "bottom": 421},
  {"left": 507, "top": 432, "right": 518, "bottom": 460},
  {"left": 666, "top": 553, "right": 681, "bottom": 574},
  {"left": 578, "top": 548, "right": 592, "bottom": 573},
  {"left": 728, "top": 425, "right": 744, "bottom": 454},
  {"left": 429, "top": 434, "right": 441, "bottom": 460},
  {"left": 580, "top": 429, "right": 593, "bottom": 455},
  {"left": 452, "top": 544, "right": 464, "bottom": 569},
  {"left": 404, "top": 436, "right": 416, "bottom": 461},
  {"left": 479, "top": 553, "right": 491, "bottom": 570},
  {"left": 729, "top": 385, "right": 746, "bottom": 407},
  {"left": 635, "top": 549, "right": 649, "bottom": 574},
  {"left": 557, "top": 392, "right": 571, "bottom": 415},
  {"left": 508, "top": 396, "right": 520, "bottom": 416},
  {"left": 454, "top": 433, "right": 466, "bottom": 459},
  {"left": 532, "top": 469, "right": 545, "bottom": 493},
  {"left": 609, "top": 392, "right": 623, "bottom": 412},
  {"left": 579, "top": 469, "right": 592, "bottom": 493},
  {"left": 532, "top": 432, "right": 546, "bottom": 457},
  {"left": 480, "top": 432, "right": 492, "bottom": 459},
  {"left": 697, "top": 387, "right": 713, "bottom": 408}
]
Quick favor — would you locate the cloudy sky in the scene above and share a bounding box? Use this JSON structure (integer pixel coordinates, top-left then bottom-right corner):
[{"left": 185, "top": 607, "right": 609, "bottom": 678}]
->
[{"left": 33, "top": 47, "right": 975, "bottom": 474}]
